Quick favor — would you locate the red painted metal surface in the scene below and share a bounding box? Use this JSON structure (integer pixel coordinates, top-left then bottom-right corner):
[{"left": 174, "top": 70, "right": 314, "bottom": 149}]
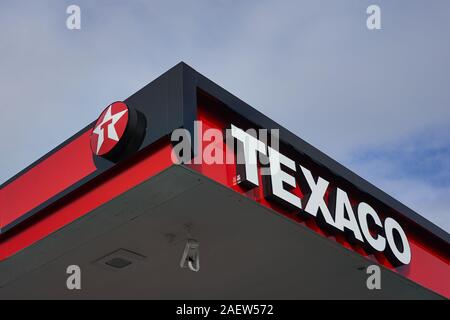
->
[{"left": 0, "top": 131, "right": 97, "bottom": 229}]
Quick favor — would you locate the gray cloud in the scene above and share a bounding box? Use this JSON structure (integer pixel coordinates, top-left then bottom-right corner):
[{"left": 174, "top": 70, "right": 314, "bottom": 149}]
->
[{"left": 0, "top": 0, "right": 449, "bottom": 231}]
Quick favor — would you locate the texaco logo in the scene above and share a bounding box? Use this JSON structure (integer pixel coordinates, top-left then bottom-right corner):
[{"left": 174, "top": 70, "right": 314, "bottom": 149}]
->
[
  {"left": 91, "top": 101, "right": 129, "bottom": 156},
  {"left": 90, "top": 101, "right": 146, "bottom": 162}
]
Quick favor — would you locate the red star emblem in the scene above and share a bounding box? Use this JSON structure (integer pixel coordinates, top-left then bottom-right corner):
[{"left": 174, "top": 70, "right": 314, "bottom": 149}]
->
[{"left": 91, "top": 101, "right": 129, "bottom": 156}]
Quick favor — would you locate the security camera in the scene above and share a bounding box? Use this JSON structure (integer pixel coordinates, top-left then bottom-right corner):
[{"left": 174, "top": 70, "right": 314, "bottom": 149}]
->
[{"left": 180, "top": 239, "right": 200, "bottom": 272}]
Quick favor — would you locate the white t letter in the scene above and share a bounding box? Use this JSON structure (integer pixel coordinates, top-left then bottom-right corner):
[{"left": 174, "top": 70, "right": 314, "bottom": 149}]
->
[{"left": 231, "top": 124, "right": 266, "bottom": 188}]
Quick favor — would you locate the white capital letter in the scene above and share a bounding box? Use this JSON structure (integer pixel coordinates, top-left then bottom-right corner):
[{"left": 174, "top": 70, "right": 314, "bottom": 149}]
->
[
  {"left": 358, "top": 202, "right": 386, "bottom": 252},
  {"left": 231, "top": 124, "right": 267, "bottom": 187},
  {"left": 266, "top": 147, "right": 302, "bottom": 209},
  {"left": 384, "top": 217, "right": 411, "bottom": 265},
  {"left": 299, "top": 165, "right": 336, "bottom": 227},
  {"left": 333, "top": 188, "right": 364, "bottom": 242}
]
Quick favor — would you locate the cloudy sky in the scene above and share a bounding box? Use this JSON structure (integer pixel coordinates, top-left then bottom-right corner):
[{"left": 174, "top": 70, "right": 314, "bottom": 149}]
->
[{"left": 0, "top": 0, "right": 449, "bottom": 232}]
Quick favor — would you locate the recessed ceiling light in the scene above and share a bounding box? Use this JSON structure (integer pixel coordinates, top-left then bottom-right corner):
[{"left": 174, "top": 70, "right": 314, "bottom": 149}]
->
[
  {"left": 93, "top": 248, "right": 146, "bottom": 271},
  {"left": 105, "top": 257, "right": 132, "bottom": 269}
]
